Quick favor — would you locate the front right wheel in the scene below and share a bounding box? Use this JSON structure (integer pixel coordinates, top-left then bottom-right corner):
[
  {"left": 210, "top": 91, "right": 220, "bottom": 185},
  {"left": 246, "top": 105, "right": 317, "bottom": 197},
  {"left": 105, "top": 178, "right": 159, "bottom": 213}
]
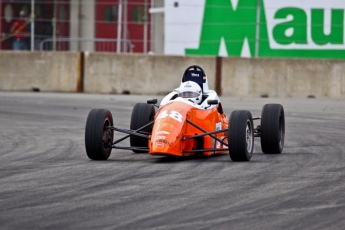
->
[
  {"left": 228, "top": 110, "right": 254, "bottom": 161},
  {"left": 130, "top": 103, "right": 155, "bottom": 153}
]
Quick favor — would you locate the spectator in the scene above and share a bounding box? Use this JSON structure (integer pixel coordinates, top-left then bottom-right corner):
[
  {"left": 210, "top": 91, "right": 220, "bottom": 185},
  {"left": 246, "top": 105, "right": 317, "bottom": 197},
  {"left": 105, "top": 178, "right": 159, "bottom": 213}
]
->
[{"left": 10, "top": 10, "right": 30, "bottom": 50}]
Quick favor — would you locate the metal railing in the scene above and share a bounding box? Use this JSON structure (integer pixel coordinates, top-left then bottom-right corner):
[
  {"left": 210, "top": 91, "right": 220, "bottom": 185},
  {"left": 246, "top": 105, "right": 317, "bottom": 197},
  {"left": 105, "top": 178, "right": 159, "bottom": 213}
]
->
[{"left": 39, "top": 38, "right": 135, "bottom": 52}]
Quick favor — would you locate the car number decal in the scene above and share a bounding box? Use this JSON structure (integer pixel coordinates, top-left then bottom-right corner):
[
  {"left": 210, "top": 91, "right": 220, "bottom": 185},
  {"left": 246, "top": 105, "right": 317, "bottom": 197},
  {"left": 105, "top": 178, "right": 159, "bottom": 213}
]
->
[{"left": 156, "top": 110, "right": 183, "bottom": 122}]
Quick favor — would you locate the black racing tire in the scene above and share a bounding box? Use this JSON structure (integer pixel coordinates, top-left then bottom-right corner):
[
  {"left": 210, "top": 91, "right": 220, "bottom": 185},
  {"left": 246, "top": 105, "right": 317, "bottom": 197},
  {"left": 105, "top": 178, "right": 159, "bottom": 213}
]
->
[
  {"left": 228, "top": 110, "right": 254, "bottom": 161},
  {"left": 260, "top": 104, "right": 285, "bottom": 154},
  {"left": 130, "top": 103, "right": 155, "bottom": 153},
  {"left": 85, "top": 109, "right": 113, "bottom": 160}
]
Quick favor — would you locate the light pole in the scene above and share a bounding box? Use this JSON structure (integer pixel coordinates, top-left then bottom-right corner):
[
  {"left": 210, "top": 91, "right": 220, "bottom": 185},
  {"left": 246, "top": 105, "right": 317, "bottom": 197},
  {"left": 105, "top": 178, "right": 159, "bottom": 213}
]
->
[
  {"left": 255, "top": 0, "right": 261, "bottom": 58},
  {"left": 117, "top": 0, "right": 123, "bottom": 53},
  {"left": 31, "top": 0, "right": 35, "bottom": 51}
]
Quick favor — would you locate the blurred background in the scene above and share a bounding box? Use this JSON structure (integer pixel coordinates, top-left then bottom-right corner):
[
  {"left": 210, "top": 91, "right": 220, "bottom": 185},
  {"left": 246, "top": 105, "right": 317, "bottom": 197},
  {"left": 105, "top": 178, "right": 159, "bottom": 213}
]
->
[
  {"left": 0, "top": 0, "right": 162, "bottom": 53},
  {"left": 0, "top": 0, "right": 344, "bottom": 99}
]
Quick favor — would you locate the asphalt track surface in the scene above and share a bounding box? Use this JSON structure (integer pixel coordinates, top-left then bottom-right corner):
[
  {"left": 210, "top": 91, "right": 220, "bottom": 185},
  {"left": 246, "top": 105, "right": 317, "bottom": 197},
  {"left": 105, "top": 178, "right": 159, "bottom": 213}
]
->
[{"left": 0, "top": 92, "right": 344, "bottom": 230}]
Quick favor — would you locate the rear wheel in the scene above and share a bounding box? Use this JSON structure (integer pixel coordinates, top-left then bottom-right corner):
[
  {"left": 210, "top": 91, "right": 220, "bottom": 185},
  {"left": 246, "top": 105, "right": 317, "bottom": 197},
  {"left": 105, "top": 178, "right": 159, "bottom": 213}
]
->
[
  {"left": 85, "top": 109, "right": 113, "bottom": 160},
  {"left": 130, "top": 103, "right": 155, "bottom": 153},
  {"left": 260, "top": 104, "right": 285, "bottom": 154},
  {"left": 228, "top": 110, "right": 254, "bottom": 161}
]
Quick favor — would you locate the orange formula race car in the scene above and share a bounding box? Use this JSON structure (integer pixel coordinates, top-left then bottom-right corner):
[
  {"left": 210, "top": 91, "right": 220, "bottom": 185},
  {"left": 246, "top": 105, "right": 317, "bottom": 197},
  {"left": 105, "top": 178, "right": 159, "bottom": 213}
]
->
[{"left": 85, "top": 65, "right": 285, "bottom": 161}]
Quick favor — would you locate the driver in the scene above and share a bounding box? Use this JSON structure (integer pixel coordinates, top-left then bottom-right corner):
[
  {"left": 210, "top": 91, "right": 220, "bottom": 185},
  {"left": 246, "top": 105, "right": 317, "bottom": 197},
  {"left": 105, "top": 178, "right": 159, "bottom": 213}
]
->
[{"left": 178, "top": 81, "right": 202, "bottom": 104}]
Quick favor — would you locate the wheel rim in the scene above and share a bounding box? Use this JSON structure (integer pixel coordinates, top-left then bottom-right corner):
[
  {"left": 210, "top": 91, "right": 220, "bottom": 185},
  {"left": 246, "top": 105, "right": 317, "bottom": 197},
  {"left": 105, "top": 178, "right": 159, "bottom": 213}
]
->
[
  {"left": 246, "top": 120, "right": 253, "bottom": 153},
  {"left": 278, "top": 113, "right": 284, "bottom": 149},
  {"left": 103, "top": 119, "right": 113, "bottom": 148}
]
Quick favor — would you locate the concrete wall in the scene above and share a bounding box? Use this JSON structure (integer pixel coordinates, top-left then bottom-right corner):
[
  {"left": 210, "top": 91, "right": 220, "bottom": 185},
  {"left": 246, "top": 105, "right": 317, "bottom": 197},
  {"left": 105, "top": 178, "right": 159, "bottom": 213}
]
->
[
  {"left": 0, "top": 51, "right": 81, "bottom": 92},
  {"left": 0, "top": 51, "right": 344, "bottom": 98},
  {"left": 221, "top": 58, "right": 345, "bottom": 98}
]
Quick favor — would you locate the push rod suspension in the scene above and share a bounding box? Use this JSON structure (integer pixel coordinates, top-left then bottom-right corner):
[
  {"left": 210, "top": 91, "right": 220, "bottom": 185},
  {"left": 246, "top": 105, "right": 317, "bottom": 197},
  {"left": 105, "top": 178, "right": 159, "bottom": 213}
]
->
[
  {"left": 185, "top": 120, "right": 228, "bottom": 146},
  {"left": 110, "top": 120, "right": 154, "bottom": 145}
]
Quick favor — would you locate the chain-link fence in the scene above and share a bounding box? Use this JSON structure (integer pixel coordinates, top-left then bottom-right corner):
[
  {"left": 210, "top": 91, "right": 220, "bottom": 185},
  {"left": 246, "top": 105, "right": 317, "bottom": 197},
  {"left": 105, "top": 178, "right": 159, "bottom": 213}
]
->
[{"left": 0, "top": 0, "right": 155, "bottom": 53}]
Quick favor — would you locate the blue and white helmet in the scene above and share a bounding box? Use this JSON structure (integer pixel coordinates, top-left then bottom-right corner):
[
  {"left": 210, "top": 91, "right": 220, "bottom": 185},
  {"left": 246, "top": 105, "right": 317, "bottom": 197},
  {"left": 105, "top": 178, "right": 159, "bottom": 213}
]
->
[{"left": 178, "top": 81, "right": 202, "bottom": 104}]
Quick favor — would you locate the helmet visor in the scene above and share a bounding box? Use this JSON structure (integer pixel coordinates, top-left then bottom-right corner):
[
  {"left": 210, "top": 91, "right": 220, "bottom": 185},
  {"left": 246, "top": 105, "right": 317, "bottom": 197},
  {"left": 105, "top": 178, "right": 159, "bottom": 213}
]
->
[{"left": 179, "top": 91, "right": 200, "bottom": 98}]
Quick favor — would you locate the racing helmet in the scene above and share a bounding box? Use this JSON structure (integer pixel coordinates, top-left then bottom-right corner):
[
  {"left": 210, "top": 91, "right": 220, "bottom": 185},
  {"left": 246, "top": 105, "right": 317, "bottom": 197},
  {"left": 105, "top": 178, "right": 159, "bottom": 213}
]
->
[{"left": 178, "top": 81, "right": 202, "bottom": 104}]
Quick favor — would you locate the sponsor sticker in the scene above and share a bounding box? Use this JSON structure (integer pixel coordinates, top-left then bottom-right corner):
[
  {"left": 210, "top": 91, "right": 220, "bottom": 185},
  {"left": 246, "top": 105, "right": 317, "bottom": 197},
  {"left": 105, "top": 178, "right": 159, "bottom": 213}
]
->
[
  {"left": 155, "top": 139, "right": 170, "bottom": 146},
  {"left": 216, "top": 122, "right": 222, "bottom": 131},
  {"left": 157, "top": 131, "right": 170, "bottom": 135},
  {"left": 156, "top": 142, "right": 164, "bottom": 148}
]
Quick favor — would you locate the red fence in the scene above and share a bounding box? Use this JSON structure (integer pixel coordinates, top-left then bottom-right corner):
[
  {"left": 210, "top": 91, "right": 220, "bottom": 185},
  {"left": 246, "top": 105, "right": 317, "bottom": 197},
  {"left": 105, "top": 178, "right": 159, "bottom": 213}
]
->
[{"left": 0, "top": 0, "right": 152, "bottom": 53}]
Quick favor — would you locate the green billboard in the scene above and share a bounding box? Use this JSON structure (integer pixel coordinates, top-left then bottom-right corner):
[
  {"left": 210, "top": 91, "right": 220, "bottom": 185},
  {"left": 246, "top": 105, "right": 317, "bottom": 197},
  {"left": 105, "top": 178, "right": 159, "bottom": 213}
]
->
[{"left": 185, "top": 0, "right": 345, "bottom": 59}]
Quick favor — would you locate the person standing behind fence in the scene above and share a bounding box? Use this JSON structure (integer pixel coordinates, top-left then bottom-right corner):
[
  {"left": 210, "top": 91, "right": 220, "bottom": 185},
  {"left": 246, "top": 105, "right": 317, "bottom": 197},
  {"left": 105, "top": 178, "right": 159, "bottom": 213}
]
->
[{"left": 10, "top": 10, "right": 30, "bottom": 50}]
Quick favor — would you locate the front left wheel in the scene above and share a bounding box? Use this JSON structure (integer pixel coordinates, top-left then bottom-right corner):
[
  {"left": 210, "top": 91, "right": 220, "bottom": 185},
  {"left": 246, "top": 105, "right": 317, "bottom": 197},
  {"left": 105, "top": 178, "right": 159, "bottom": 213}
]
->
[{"left": 85, "top": 109, "right": 113, "bottom": 160}]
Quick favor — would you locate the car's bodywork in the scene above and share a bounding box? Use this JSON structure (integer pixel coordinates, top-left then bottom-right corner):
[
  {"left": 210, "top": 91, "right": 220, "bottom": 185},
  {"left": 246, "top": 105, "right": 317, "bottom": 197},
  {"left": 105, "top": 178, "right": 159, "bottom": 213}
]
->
[{"left": 149, "top": 98, "right": 229, "bottom": 156}]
